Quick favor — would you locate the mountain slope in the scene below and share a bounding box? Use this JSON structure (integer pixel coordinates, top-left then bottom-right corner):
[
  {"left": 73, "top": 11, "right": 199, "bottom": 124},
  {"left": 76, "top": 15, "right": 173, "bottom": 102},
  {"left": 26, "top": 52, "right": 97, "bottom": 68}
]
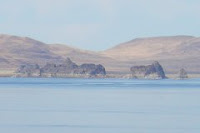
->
[
  {"left": 0, "top": 34, "right": 200, "bottom": 76},
  {"left": 0, "top": 34, "right": 116, "bottom": 73},
  {"left": 101, "top": 36, "right": 200, "bottom": 74},
  {"left": 0, "top": 34, "right": 61, "bottom": 68},
  {"left": 102, "top": 36, "right": 195, "bottom": 60}
]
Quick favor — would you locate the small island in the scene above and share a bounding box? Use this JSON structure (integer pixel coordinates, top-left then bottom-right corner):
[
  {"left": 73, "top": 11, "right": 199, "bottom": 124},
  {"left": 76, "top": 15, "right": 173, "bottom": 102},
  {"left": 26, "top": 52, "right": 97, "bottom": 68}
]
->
[
  {"left": 130, "top": 61, "right": 166, "bottom": 79},
  {"left": 16, "top": 58, "right": 106, "bottom": 78}
]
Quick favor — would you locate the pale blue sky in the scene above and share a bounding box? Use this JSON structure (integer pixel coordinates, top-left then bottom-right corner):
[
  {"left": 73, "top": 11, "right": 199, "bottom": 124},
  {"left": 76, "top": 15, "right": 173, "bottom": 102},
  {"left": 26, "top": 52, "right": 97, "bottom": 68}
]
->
[{"left": 1, "top": 0, "right": 200, "bottom": 51}]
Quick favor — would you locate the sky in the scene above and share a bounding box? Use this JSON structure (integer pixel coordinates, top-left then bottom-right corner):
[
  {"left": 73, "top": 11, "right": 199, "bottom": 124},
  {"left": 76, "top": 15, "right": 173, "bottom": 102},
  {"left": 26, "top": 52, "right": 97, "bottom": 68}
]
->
[{"left": 0, "top": 0, "right": 200, "bottom": 51}]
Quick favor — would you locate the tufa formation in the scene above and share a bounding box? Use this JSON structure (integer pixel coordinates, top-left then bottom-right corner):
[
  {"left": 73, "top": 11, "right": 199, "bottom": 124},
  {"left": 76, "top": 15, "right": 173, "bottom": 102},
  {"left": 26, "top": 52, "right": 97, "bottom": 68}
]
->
[
  {"left": 130, "top": 61, "right": 166, "bottom": 79},
  {"left": 16, "top": 58, "right": 106, "bottom": 78},
  {"left": 178, "top": 68, "right": 188, "bottom": 79}
]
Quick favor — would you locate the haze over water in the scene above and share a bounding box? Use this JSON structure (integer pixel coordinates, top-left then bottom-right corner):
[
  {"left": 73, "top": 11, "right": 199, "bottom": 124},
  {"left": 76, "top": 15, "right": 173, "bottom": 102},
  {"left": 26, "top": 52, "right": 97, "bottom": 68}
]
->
[{"left": 0, "top": 78, "right": 200, "bottom": 133}]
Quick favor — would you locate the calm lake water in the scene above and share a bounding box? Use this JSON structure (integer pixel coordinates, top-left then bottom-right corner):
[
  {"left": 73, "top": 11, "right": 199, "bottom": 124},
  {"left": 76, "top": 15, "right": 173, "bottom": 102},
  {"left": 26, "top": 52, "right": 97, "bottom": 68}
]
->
[{"left": 0, "top": 78, "right": 200, "bottom": 133}]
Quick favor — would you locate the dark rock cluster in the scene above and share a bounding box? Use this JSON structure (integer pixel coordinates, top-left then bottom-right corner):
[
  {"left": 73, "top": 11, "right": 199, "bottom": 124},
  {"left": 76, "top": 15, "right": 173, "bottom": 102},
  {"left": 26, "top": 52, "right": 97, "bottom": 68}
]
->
[
  {"left": 17, "top": 64, "right": 41, "bottom": 77},
  {"left": 130, "top": 61, "right": 166, "bottom": 79},
  {"left": 178, "top": 68, "right": 188, "bottom": 79},
  {"left": 16, "top": 58, "right": 106, "bottom": 78}
]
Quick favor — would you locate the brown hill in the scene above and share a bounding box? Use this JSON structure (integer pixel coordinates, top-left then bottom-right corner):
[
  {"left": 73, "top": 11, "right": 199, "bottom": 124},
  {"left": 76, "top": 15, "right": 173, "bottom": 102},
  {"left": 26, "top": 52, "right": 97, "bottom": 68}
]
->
[
  {"left": 0, "top": 34, "right": 61, "bottom": 68},
  {"left": 0, "top": 34, "right": 200, "bottom": 76},
  {"left": 102, "top": 36, "right": 200, "bottom": 74},
  {"left": 0, "top": 34, "right": 116, "bottom": 74},
  {"left": 102, "top": 36, "right": 195, "bottom": 60}
]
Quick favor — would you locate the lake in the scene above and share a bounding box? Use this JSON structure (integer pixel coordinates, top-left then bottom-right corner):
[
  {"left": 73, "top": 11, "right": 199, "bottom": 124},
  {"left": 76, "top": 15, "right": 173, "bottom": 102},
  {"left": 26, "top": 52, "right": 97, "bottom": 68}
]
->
[{"left": 0, "top": 78, "right": 200, "bottom": 133}]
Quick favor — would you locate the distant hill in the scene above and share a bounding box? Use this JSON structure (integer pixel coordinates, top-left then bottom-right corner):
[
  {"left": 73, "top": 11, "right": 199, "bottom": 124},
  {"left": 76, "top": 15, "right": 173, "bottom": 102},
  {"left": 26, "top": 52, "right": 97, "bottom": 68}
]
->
[
  {"left": 0, "top": 34, "right": 61, "bottom": 69},
  {"left": 0, "top": 34, "right": 200, "bottom": 76},
  {"left": 102, "top": 36, "right": 195, "bottom": 60},
  {"left": 0, "top": 34, "right": 115, "bottom": 73},
  {"left": 101, "top": 36, "right": 200, "bottom": 74}
]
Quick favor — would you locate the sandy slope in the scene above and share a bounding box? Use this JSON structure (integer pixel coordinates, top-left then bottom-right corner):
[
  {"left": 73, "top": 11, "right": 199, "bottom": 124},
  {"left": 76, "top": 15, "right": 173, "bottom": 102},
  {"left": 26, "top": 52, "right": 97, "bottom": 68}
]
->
[{"left": 0, "top": 34, "right": 200, "bottom": 75}]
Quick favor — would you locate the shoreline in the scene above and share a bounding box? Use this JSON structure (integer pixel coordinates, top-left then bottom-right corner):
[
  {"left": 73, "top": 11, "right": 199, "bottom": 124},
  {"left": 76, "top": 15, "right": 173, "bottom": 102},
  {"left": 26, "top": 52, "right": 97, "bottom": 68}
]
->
[
  {"left": 0, "top": 74, "right": 200, "bottom": 80},
  {"left": 0, "top": 70, "right": 200, "bottom": 79}
]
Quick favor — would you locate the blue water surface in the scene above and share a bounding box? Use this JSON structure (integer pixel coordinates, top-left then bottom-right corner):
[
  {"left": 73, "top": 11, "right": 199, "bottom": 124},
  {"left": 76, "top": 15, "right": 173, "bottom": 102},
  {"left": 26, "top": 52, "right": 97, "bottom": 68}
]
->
[{"left": 0, "top": 78, "right": 200, "bottom": 133}]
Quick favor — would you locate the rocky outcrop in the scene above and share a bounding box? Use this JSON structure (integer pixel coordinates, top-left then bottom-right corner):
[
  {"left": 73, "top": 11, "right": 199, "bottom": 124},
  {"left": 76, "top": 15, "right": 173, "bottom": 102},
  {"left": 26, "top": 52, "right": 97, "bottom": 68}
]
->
[
  {"left": 178, "top": 68, "right": 188, "bottom": 79},
  {"left": 130, "top": 61, "right": 166, "bottom": 79},
  {"left": 16, "top": 58, "right": 106, "bottom": 78},
  {"left": 40, "top": 58, "right": 79, "bottom": 77},
  {"left": 78, "top": 64, "right": 106, "bottom": 75},
  {"left": 16, "top": 64, "right": 41, "bottom": 77}
]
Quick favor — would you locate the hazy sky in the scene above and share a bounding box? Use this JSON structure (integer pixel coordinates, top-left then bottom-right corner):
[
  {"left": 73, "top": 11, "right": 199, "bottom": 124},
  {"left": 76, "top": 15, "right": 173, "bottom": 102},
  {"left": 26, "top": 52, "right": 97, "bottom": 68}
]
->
[{"left": 1, "top": 0, "right": 200, "bottom": 51}]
